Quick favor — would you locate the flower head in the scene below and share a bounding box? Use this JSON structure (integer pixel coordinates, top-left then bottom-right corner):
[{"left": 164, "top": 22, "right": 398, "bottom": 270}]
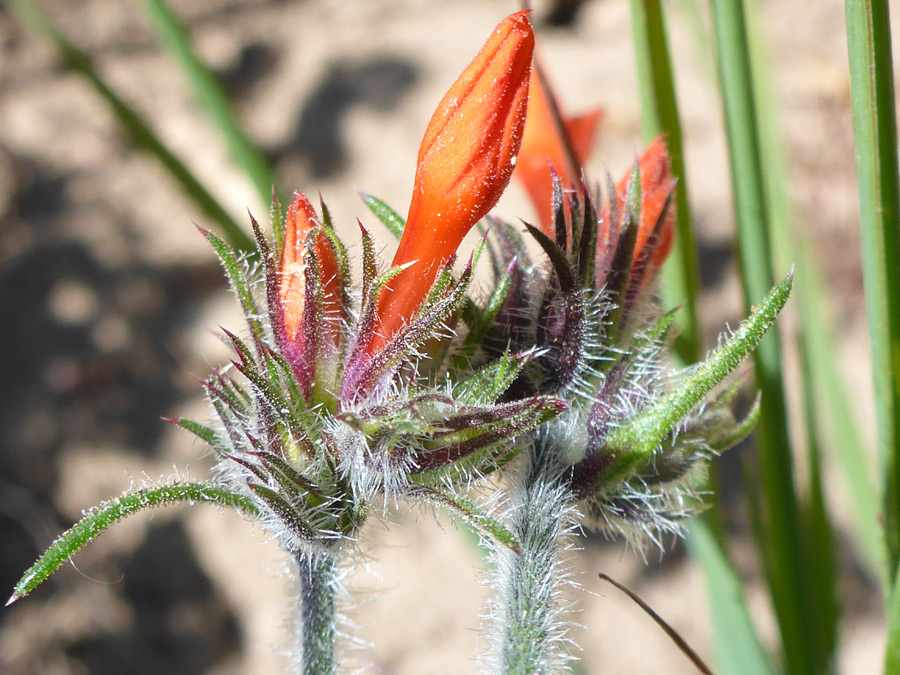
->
[
  {"left": 176, "top": 13, "right": 564, "bottom": 544},
  {"left": 369, "top": 11, "right": 535, "bottom": 353},
  {"left": 473, "top": 124, "right": 788, "bottom": 551},
  {"left": 478, "top": 135, "right": 678, "bottom": 397},
  {"left": 515, "top": 65, "right": 603, "bottom": 234}
]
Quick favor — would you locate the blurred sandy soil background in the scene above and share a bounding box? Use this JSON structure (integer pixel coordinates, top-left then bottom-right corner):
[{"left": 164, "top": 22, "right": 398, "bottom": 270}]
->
[{"left": 0, "top": 0, "right": 892, "bottom": 672}]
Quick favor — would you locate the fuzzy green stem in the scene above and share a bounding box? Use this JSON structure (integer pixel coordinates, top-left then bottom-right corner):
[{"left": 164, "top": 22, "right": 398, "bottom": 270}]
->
[
  {"left": 493, "top": 449, "right": 574, "bottom": 674},
  {"left": 294, "top": 549, "right": 340, "bottom": 675}
]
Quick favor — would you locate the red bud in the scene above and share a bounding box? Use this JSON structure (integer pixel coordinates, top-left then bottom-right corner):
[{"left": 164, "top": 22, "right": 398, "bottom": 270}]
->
[
  {"left": 369, "top": 11, "right": 535, "bottom": 353},
  {"left": 277, "top": 193, "right": 343, "bottom": 379}
]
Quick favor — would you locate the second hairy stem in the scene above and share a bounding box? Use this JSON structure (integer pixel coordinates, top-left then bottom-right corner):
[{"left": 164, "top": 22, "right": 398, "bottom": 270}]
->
[{"left": 493, "top": 443, "right": 576, "bottom": 674}]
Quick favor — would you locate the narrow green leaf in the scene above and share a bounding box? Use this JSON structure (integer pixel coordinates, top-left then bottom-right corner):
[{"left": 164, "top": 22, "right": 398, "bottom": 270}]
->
[
  {"left": 800, "top": 403, "right": 839, "bottom": 674},
  {"left": 636, "top": 306, "right": 680, "bottom": 347},
  {"left": 256, "top": 451, "right": 327, "bottom": 503},
  {"left": 845, "top": 0, "right": 900, "bottom": 586},
  {"left": 247, "top": 483, "right": 315, "bottom": 541},
  {"left": 745, "top": 0, "right": 877, "bottom": 601},
  {"left": 747, "top": 8, "right": 882, "bottom": 578},
  {"left": 233, "top": 357, "right": 298, "bottom": 432},
  {"left": 9, "top": 482, "right": 258, "bottom": 605},
  {"left": 413, "top": 396, "right": 565, "bottom": 485},
  {"left": 139, "top": 0, "right": 282, "bottom": 206},
  {"left": 600, "top": 273, "right": 792, "bottom": 486},
  {"left": 168, "top": 417, "right": 229, "bottom": 455},
  {"left": 4, "top": 0, "right": 254, "bottom": 252},
  {"left": 672, "top": 17, "right": 871, "bottom": 600},
  {"left": 204, "top": 376, "right": 249, "bottom": 418},
  {"left": 710, "top": 2, "right": 819, "bottom": 671},
  {"left": 672, "top": 0, "right": 716, "bottom": 82},
  {"left": 318, "top": 223, "right": 352, "bottom": 314},
  {"left": 629, "top": 0, "right": 702, "bottom": 364},
  {"left": 885, "top": 563, "right": 900, "bottom": 672},
  {"left": 417, "top": 259, "right": 461, "bottom": 316},
  {"left": 468, "top": 267, "right": 513, "bottom": 342},
  {"left": 686, "top": 522, "right": 777, "bottom": 675},
  {"left": 258, "top": 344, "right": 299, "bottom": 400},
  {"left": 359, "top": 223, "right": 378, "bottom": 305},
  {"left": 738, "top": 8, "right": 847, "bottom": 668},
  {"left": 271, "top": 194, "right": 285, "bottom": 255},
  {"left": 451, "top": 267, "right": 515, "bottom": 372},
  {"left": 795, "top": 243, "right": 882, "bottom": 580},
  {"left": 707, "top": 394, "right": 760, "bottom": 453},
  {"left": 455, "top": 352, "right": 530, "bottom": 406}
]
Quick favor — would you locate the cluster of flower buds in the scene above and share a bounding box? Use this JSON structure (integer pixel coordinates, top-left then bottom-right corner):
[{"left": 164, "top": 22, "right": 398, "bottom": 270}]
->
[
  {"left": 176, "top": 10, "right": 788, "bottom": 554},
  {"left": 7, "top": 17, "right": 794, "bottom": 669},
  {"left": 175, "top": 12, "right": 568, "bottom": 553}
]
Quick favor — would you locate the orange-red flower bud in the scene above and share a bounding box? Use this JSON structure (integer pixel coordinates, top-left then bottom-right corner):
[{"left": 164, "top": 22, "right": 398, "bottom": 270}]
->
[
  {"left": 515, "top": 66, "right": 603, "bottom": 234},
  {"left": 369, "top": 11, "right": 535, "bottom": 353},
  {"left": 619, "top": 135, "right": 675, "bottom": 273},
  {"left": 278, "top": 193, "right": 343, "bottom": 351},
  {"left": 598, "top": 135, "right": 676, "bottom": 281}
]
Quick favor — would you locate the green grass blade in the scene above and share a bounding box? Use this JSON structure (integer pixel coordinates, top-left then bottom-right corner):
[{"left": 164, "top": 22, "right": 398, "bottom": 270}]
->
[
  {"left": 753, "top": 21, "right": 881, "bottom": 575},
  {"left": 8, "top": 482, "right": 258, "bottom": 605},
  {"left": 710, "top": 1, "right": 818, "bottom": 672},
  {"left": 745, "top": 1, "right": 880, "bottom": 585},
  {"left": 886, "top": 564, "right": 900, "bottom": 671},
  {"left": 844, "top": 0, "right": 900, "bottom": 586},
  {"left": 686, "top": 522, "right": 777, "bottom": 675},
  {"left": 742, "top": 6, "right": 845, "bottom": 668},
  {"left": 139, "top": 0, "right": 282, "bottom": 206},
  {"left": 800, "top": 271, "right": 884, "bottom": 579},
  {"left": 759, "top": 90, "right": 882, "bottom": 581},
  {"left": 798, "top": 254, "right": 882, "bottom": 582},
  {"left": 799, "top": 390, "right": 839, "bottom": 672},
  {"left": 629, "top": 0, "right": 701, "bottom": 365},
  {"left": 5, "top": 0, "right": 254, "bottom": 253}
]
